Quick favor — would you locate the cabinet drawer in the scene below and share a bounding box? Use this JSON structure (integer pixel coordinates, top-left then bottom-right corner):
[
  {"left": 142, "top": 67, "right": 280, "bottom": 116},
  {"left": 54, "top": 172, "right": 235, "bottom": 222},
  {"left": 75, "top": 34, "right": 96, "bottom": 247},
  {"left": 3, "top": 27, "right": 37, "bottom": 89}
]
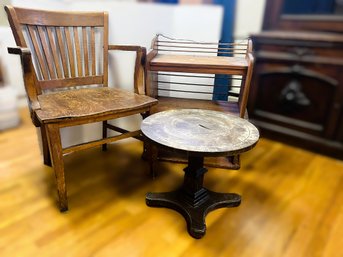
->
[
  {"left": 252, "top": 31, "right": 343, "bottom": 60},
  {"left": 255, "top": 44, "right": 343, "bottom": 59}
]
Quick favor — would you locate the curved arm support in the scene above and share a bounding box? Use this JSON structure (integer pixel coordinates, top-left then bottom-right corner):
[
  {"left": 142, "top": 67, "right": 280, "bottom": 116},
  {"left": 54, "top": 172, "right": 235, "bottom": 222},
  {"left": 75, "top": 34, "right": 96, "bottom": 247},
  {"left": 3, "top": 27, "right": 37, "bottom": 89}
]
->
[
  {"left": 8, "top": 46, "right": 41, "bottom": 126},
  {"left": 108, "top": 45, "right": 147, "bottom": 95}
]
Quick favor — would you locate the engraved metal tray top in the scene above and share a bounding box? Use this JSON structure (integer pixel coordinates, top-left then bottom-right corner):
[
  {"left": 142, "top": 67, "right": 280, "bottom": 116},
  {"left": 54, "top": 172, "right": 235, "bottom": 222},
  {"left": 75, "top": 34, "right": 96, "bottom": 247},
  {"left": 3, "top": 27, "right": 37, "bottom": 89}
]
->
[{"left": 141, "top": 109, "right": 259, "bottom": 156}]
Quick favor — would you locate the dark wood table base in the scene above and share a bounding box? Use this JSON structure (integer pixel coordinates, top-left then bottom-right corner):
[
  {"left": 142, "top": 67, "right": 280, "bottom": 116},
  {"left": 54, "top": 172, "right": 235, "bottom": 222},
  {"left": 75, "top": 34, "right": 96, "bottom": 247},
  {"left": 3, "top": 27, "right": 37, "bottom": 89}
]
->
[{"left": 146, "top": 156, "right": 241, "bottom": 239}]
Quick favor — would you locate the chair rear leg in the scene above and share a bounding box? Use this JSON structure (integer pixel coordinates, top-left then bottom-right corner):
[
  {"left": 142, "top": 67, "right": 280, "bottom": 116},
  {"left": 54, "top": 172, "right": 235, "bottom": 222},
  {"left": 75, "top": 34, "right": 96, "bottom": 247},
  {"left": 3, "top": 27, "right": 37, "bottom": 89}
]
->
[
  {"left": 102, "top": 120, "right": 108, "bottom": 151},
  {"left": 41, "top": 124, "right": 52, "bottom": 167},
  {"left": 141, "top": 140, "right": 149, "bottom": 161},
  {"left": 141, "top": 111, "right": 158, "bottom": 178},
  {"left": 150, "top": 145, "right": 158, "bottom": 179},
  {"left": 144, "top": 142, "right": 158, "bottom": 179},
  {"left": 47, "top": 124, "right": 68, "bottom": 212}
]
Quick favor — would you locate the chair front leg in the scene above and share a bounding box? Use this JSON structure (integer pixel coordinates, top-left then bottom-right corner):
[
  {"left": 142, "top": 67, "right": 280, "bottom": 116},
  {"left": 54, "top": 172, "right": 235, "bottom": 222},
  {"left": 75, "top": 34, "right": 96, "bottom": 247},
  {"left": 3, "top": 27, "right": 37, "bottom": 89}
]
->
[
  {"left": 40, "top": 124, "right": 52, "bottom": 167},
  {"left": 46, "top": 123, "right": 68, "bottom": 212}
]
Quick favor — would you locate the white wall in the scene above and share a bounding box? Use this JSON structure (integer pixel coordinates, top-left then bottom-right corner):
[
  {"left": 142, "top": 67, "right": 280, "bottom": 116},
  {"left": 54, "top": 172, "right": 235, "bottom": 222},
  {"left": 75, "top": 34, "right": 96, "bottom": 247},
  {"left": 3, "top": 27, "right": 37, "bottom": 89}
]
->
[
  {"left": 0, "top": 27, "right": 23, "bottom": 95},
  {"left": 234, "top": 0, "right": 266, "bottom": 39},
  {"left": 1, "top": 0, "right": 266, "bottom": 99},
  {"left": 0, "top": 0, "right": 266, "bottom": 147},
  {"left": 1, "top": 1, "right": 223, "bottom": 147},
  {"left": 2, "top": 1, "right": 223, "bottom": 96}
]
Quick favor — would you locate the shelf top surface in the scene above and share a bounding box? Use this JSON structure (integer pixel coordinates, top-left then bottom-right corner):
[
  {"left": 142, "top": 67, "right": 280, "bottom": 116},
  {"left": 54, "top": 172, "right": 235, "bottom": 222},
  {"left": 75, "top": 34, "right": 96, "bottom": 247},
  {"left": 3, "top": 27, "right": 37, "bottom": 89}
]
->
[{"left": 149, "top": 54, "right": 248, "bottom": 70}]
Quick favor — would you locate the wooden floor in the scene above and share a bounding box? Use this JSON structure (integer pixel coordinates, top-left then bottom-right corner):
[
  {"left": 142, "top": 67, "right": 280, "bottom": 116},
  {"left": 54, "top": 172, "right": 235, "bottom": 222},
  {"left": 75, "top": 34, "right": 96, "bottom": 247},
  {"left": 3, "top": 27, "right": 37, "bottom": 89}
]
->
[{"left": 0, "top": 108, "right": 342, "bottom": 257}]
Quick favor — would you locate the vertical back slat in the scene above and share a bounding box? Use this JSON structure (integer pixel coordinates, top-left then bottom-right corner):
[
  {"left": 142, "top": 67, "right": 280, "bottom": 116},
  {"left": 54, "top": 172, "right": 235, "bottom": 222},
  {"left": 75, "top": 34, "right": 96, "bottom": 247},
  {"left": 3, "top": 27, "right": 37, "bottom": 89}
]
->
[
  {"left": 90, "top": 27, "right": 96, "bottom": 75},
  {"left": 47, "top": 27, "right": 63, "bottom": 78},
  {"left": 103, "top": 12, "right": 109, "bottom": 86},
  {"left": 22, "top": 25, "right": 42, "bottom": 80},
  {"left": 56, "top": 27, "right": 70, "bottom": 78},
  {"left": 82, "top": 27, "right": 89, "bottom": 76},
  {"left": 73, "top": 26, "right": 83, "bottom": 77},
  {"left": 28, "top": 25, "right": 49, "bottom": 80},
  {"left": 64, "top": 27, "right": 76, "bottom": 77},
  {"left": 38, "top": 26, "right": 56, "bottom": 79}
]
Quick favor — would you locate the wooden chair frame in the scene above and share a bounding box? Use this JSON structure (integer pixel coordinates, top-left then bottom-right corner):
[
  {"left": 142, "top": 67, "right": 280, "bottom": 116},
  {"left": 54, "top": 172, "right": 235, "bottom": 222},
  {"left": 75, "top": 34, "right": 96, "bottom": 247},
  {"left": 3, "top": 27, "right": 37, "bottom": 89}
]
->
[{"left": 5, "top": 6, "right": 157, "bottom": 211}]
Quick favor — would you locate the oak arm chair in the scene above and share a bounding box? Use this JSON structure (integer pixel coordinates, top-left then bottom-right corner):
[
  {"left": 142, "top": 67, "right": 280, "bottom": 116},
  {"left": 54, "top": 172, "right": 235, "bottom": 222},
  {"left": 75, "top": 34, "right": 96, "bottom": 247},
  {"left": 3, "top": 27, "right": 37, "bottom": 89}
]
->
[{"left": 5, "top": 5, "right": 158, "bottom": 212}]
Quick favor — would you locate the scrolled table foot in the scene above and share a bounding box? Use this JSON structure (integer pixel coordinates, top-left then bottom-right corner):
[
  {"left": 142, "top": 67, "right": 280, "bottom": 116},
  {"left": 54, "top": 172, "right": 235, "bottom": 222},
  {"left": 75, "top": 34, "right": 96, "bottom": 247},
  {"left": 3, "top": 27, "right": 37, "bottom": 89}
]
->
[{"left": 146, "top": 189, "right": 241, "bottom": 239}]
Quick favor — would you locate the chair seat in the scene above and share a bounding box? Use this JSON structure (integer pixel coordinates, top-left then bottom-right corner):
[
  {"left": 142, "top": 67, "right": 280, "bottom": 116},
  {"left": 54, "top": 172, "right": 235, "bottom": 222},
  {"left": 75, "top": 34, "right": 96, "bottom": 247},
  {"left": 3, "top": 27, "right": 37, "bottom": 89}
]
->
[{"left": 36, "top": 87, "right": 158, "bottom": 122}]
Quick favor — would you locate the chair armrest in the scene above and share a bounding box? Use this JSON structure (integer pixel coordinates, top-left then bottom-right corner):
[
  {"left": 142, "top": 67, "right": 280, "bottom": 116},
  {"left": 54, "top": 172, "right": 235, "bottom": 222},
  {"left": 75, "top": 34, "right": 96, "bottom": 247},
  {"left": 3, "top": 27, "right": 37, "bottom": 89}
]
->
[
  {"left": 108, "top": 44, "right": 145, "bottom": 66},
  {"left": 108, "top": 45, "right": 146, "bottom": 95},
  {"left": 108, "top": 45, "right": 142, "bottom": 52},
  {"left": 8, "top": 47, "right": 41, "bottom": 126},
  {"left": 8, "top": 47, "right": 31, "bottom": 56}
]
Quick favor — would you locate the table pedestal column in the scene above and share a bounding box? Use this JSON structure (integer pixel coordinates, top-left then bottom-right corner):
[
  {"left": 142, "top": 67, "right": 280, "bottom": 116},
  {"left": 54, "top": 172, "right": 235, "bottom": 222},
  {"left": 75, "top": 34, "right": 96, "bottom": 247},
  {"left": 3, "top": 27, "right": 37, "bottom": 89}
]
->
[{"left": 146, "top": 155, "right": 241, "bottom": 239}]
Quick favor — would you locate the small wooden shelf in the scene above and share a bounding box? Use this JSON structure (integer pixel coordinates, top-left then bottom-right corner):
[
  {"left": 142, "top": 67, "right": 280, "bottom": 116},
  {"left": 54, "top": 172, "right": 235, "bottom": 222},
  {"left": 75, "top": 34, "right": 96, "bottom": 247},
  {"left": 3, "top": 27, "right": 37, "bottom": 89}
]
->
[{"left": 149, "top": 54, "right": 248, "bottom": 75}]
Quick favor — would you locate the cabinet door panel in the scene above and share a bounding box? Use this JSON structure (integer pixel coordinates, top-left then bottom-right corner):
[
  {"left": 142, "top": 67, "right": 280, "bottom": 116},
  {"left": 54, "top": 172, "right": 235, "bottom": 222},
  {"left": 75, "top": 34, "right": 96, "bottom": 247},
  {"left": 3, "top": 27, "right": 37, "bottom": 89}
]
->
[{"left": 252, "top": 63, "right": 337, "bottom": 136}]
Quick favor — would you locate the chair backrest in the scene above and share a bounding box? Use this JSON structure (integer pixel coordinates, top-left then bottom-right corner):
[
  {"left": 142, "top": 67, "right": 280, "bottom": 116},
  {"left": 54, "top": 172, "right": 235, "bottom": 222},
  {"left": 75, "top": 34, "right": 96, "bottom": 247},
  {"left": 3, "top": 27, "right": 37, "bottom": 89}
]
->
[{"left": 5, "top": 6, "right": 109, "bottom": 93}]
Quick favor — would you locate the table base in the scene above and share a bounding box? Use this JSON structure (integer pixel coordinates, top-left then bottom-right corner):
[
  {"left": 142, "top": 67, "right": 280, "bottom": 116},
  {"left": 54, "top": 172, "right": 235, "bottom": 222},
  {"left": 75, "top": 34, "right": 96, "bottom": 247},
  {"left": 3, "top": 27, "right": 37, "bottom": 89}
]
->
[
  {"left": 145, "top": 156, "right": 241, "bottom": 239},
  {"left": 146, "top": 190, "right": 240, "bottom": 238}
]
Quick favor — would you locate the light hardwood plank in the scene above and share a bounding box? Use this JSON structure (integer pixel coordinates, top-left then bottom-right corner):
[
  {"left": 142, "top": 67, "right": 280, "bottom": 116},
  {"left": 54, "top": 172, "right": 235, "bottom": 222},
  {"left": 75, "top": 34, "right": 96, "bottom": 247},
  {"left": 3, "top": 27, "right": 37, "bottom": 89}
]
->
[{"left": 0, "top": 108, "right": 342, "bottom": 257}]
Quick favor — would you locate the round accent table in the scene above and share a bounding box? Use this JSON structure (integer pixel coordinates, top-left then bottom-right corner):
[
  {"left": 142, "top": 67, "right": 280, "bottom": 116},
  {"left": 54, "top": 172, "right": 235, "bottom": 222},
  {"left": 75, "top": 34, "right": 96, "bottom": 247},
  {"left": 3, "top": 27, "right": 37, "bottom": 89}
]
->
[{"left": 141, "top": 109, "right": 259, "bottom": 238}]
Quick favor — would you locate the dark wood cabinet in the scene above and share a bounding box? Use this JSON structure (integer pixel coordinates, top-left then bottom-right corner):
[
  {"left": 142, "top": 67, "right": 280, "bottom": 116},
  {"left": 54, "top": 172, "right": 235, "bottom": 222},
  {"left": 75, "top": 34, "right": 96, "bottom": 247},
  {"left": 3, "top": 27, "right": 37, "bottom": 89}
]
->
[
  {"left": 248, "top": 31, "right": 343, "bottom": 159},
  {"left": 248, "top": 0, "right": 343, "bottom": 159}
]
